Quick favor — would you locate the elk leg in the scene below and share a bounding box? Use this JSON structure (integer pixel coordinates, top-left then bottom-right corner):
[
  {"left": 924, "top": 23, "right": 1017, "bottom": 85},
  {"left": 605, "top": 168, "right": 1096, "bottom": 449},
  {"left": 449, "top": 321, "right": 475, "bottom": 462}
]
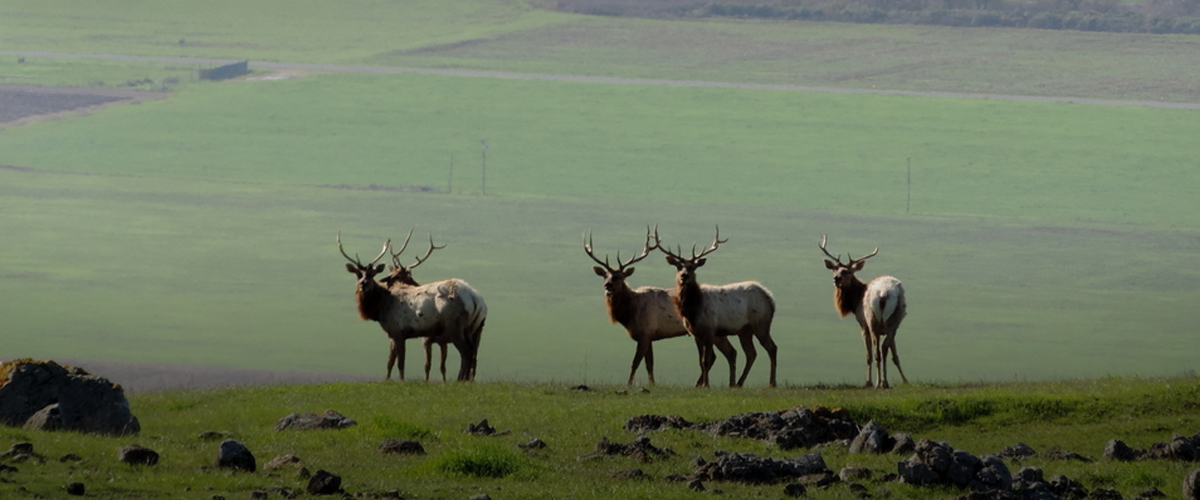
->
[
  {"left": 423, "top": 337, "right": 434, "bottom": 382},
  {"left": 629, "top": 339, "right": 650, "bottom": 386},
  {"left": 439, "top": 342, "right": 449, "bottom": 382},
  {"left": 885, "top": 333, "right": 908, "bottom": 384},
  {"left": 693, "top": 337, "right": 710, "bottom": 388},
  {"left": 861, "top": 328, "right": 874, "bottom": 388},
  {"left": 877, "top": 338, "right": 888, "bottom": 389},
  {"left": 713, "top": 336, "right": 738, "bottom": 388},
  {"left": 452, "top": 335, "right": 472, "bottom": 382},
  {"left": 387, "top": 338, "right": 399, "bottom": 381},
  {"left": 394, "top": 337, "right": 407, "bottom": 382},
  {"left": 736, "top": 332, "right": 757, "bottom": 388},
  {"left": 754, "top": 325, "right": 779, "bottom": 388}
]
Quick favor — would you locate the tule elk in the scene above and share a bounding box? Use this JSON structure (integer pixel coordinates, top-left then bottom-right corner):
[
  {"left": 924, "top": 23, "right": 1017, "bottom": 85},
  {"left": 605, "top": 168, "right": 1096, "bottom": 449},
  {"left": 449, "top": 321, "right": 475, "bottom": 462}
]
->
[
  {"left": 585, "top": 226, "right": 741, "bottom": 386},
  {"left": 657, "top": 227, "right": 779, "bottom": 388},
  {"left": 819, "top": 235, "right": 908, "bottom": 388},
  {"left": 338, "top": 232, "right": 486, "bottom": 382}
]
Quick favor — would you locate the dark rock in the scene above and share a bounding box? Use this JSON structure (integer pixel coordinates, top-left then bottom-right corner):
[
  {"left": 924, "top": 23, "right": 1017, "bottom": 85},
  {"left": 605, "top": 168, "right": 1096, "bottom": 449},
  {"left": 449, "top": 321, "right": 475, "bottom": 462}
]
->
[
  {"left": 117, "top": 444, "right": 159, "bottom": 466},
  {"left": 612, "top": 468, "right": 645, "bottom": 479},
  {"left": 998, "top": 443, "right": 1038, "bottom": 460},
  {"left": 250, "top": 490, "right": 268, "bottom": 499},
  {"left": 891, "top": 433, "right": 916, "bottom": 454},
  {"left": 783, "top": 482, "right": 807, "bottom": 497},
  {"left": 1042, "top": 448, "right": 1093, "bottom": 462},
  {"left": 1104, "top": 439, "right": 1137, "bottom": 462},
  {"left": 517, "top": 437, "right": 546, "bottom": 450},
  {"left": 1089, "top": 488, "right": 1123, "bottom": 500},
  {"left": 306, "top": 469, "right": 342, "bottom": 495},
  {"left": 0, "top": 359, "right": 140, "bottom": 436},
  {"left": 197, "top": 431, "right": 231, "bottom": 441},
  {"left": 463, "top": 418, "right": 509, "bottom": 436},
  {"left": 687, "top": 479, "right": 705, "bottom": 491},
  {"left": 585, "top": 435, "right": 675, "bottom": 462},
  {"left": 688, "top": 451, "right": 827, "bottom": 484},
  {"left": 263, "top": 454, "right": 302, "bottom": 470},
  {"left": 0, "top": 442, "right": 43, "bottom": 463},
  {"left": 1013, "top": 466, "right": 1044, "bottom": 486},
  {"left": 1185, "top": 468, "right": 1200, "bottom": 500},
  {"left": 378, "top": 439, "right": 425, "bottom": 455},
  {"left": 216, "top": 439, "right": 255, "bottom": 472},
  {"left": 898, "top": 460, "right": 940, "bottom": 486},
  {"left": 569, "top": 384, "right": 592, "bottom": 391},
  {"left": 58, "top": 453, "right": 83, "bottom": 463},
  {"left": 297, "top": 467, "right": 311, "bottom": 479},
  {"left": 471, "top": 495, "right": 492, "bottom": 500},
  {"left": 625, "top": 405, "right": 858, "bottom": 450},
  {"left": 273, "top": 410, "right": 356, "bottom": 431},
  {"left": 850, "top": 420, "right": 893, "bottom": 454},
  {"left": 0, "top": 463, "right": 16, "bottom": 473},
  {"left": 1146, "top": 435, "right": 1197, "bottom": 461},
  {"left": 1050, "top": 475, "right": 1089, "bottom": 500},
  {"left": 840, "top": 466, "right": 872, "bottom": 482},
  {"left": 65, "top": 482, "right": 85, "bottom": 495}
]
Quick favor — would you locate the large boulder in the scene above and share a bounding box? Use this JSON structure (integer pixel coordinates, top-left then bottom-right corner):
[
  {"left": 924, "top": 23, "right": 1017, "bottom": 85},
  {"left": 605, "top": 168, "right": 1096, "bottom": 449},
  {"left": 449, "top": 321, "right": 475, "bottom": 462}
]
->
[{"left": 0, "top": 359, "right": 140, "bottom": 436}]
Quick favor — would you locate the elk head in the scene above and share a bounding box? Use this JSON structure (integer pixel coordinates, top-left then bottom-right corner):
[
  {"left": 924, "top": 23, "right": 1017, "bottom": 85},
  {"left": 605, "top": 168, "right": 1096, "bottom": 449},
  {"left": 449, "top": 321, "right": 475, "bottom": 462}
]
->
[
  {"left": 819, "top": 234, "right": 878, "bottom": 289},
  {"left": 338, "top": 232, "right": 391, "bottom": 294},
  {"left": 658, "top": 226, "right": 727, "bottom": 288},
  {"left": 585, "top": 225, "right": 658, "bottom": 297},
  {"left": 380, "top": 227, "right": 445, "bottom": 288}
]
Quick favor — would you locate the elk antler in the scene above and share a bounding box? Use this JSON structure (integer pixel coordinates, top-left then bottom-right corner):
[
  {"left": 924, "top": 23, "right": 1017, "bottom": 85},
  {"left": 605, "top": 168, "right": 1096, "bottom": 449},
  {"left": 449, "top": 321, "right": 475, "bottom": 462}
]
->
[
  {"left": 660, "top": 226, "right": 727, "bottom": 263},
  {"left": 820, "top": 234, "right": 878, "bottom": 266},
  {"left": 585, "top": 225, "right": 660, "bottom": 272},
  {"left": 389, "top": 227, "right": 445, "bottom": 271},
  {"left": 338, "top": 232, "right": 391, "bottom": 268},
  {"left": 408, "top": 233, "right": 446, "bottom": 271}
]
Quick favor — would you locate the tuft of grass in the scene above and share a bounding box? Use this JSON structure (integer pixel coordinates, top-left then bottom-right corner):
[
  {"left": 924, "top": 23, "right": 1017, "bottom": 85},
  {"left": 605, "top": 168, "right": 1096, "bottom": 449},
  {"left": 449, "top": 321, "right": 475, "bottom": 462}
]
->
[
  {"left": 369, "top": 415, "right": 434, "bottom": 440},
  {"left": 434, "top": 444, "right": 525, "bottom": 478}
]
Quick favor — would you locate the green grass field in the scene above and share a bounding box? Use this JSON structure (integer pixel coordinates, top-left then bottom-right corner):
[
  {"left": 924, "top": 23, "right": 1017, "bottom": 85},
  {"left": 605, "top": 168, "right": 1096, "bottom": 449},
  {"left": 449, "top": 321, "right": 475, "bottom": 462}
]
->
[
  {"left": 2, "top": 377, "right": 1199, "bottom": 499},
  {"left": 0, "top": 0, "right": 1198, "bottom": 388}
]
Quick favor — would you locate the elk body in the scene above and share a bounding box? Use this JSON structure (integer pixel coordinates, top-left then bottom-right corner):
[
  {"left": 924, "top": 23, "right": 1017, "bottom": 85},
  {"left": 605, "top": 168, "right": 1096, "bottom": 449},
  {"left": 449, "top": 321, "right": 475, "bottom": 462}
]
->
[
  {"left": 585, "top": 228, "right": 741, "bottom": 386},
  {"left": 658, "top": 227, "right": 779, "bottom": 388},
  {"left": 379, "top": 229, "right": 487, "bottom": 382},
  {"left": 820, "top": 235, "right": 908, "bottom": 389},
  {"left": 339, "top": 232, "right": 486, "bottom": 382}
]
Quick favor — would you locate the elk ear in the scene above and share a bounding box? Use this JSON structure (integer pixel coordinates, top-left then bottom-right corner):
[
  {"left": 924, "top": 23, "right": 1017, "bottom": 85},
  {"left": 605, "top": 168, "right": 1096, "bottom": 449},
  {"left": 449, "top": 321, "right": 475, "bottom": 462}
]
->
[
  {"left": 346, "top": 263, "right": 359, "bottom": 274},
  {"left": 624, "top": 267, "right": 635, "bottom": 277},
  {"left": 593, "top": 266, "right": 607, "bottom": 277},
  {"left": 664, "top": 255, "right": 680, "bottom": 267},
  {"left": 824, "top": 259, "right": 837, "bottom": 270},
  {"left": 695, "top": 258, "right": 706, "bottom": 267},
  {"left": 852, "top": 261, "right": 865, "bottom": 271},
  {"left": 372, "top": 263, "right": 386, "bottom": 274}
]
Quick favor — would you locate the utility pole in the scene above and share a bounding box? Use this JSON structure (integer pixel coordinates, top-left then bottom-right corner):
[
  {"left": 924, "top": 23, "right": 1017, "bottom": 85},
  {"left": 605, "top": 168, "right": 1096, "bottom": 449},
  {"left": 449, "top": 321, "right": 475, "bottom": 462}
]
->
[
  {"left": 906, "top": 157, "right": 912, "bottom": 214},
  {"left": 480, "top": 139, "right": 489, "bottom": 196}
]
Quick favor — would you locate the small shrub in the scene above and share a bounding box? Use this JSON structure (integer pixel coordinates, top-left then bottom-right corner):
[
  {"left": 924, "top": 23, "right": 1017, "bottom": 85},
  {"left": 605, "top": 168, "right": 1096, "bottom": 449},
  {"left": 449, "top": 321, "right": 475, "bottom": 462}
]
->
[{"left": 436, "top": 445, "right": 524, "bottom": 478}]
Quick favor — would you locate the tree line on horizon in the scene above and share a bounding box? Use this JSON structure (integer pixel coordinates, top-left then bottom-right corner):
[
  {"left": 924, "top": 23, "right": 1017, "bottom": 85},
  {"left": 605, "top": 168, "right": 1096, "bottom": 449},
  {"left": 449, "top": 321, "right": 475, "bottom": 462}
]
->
[{"left": 554, "top": 0, "right": 1200, "bottom": 34}]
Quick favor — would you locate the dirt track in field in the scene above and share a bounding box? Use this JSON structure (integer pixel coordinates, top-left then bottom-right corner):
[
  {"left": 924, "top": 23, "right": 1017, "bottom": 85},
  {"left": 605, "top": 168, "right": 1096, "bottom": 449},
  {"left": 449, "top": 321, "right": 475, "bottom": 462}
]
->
[{"left": 5, "top": 50, "right": 1200, "bottom": 110}]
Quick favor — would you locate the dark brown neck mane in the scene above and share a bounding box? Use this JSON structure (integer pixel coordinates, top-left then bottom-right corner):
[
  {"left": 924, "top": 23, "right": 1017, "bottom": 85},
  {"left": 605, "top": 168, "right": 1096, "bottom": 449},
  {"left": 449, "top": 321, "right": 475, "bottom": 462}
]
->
[
  {"left": 674, "top": 281, "right": 703, "bottom": 324},
  {"left": 835, "top": 277, "right": 867, "bottom": 318},
  {"left": 606, "top": 285, "right": 636, "bottom": 327},
  {"left": 356, "top": 285, "right": 392, "bottom": 322}
]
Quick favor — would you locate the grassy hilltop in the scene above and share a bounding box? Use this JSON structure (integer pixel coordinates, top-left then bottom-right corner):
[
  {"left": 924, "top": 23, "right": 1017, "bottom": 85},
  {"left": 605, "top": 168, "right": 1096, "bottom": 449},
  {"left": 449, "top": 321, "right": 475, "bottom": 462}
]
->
[{"left": 3, "top": 377, "right": 1200, "bottom": 499}]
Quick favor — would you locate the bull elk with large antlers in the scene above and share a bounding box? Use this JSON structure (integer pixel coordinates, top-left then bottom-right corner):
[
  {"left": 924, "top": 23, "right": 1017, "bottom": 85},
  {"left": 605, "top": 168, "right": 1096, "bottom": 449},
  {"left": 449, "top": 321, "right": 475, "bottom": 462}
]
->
[
  {"left": 338, "top": 232, "right": 486, "bottom": 382},
  {"left": 657, "top": 227, "right": 778, "bottom": 388},
  {"left": 379, "top": 228, "right": 487, "bottom": 382},
  {"left": 819, "top": 235, "right": 908, "bottom": 388},
  {"left": 585, "top": 226, "right": 741, "bottom": 386}
]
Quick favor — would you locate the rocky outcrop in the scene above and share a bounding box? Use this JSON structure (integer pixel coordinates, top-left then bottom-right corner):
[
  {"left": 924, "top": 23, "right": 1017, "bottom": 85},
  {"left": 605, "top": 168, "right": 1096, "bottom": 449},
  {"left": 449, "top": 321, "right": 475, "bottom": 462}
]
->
[
  {"left": 580, "top": 436, "right": 675, "bottom": 463},
  {"left": 688, "top": 451, "right": 829, "bottom": 484},
  {"left": 897, "top": 439, "right": 1012, "bottom": 492},
  {"left": 0, "top": 359, "right": 140, "bottom": 436},
  {"left": 625, "top": 405, "right": 858, "bottom": 450},
  {"left": 273, "top": 410, "right": 356, "bottom": 431}
]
